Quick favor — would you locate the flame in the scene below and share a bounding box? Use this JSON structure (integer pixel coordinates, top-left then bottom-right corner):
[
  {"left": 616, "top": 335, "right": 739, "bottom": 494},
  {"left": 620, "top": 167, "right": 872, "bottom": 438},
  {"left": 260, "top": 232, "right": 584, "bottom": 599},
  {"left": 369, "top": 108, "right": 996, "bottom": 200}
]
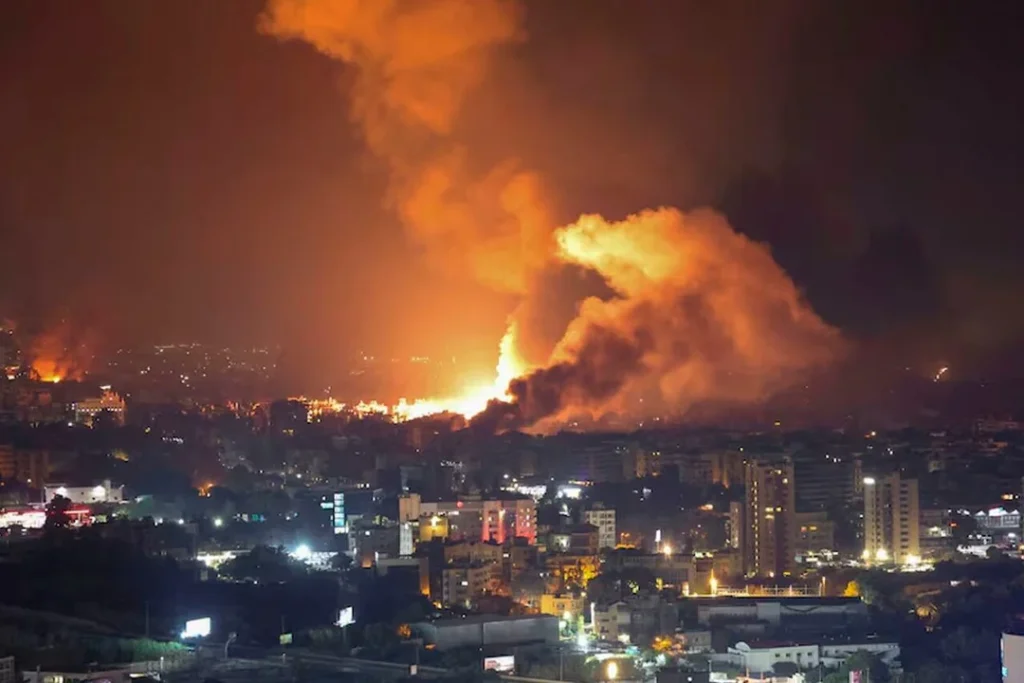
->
[
  {"left": 25, "top": 322, "right": 91, "bottom": 383},
  {"left": 31, "top": 357, "right": 69, "bottom": 383},
  {"left": 260, "top": 2, "right": 840, "bottom": 430},
  {"left": 305, "top": 323, "right": 528, "bottom": 422},
  {"left": 389, "top": 322, "right": 527, "bottom": 420}
]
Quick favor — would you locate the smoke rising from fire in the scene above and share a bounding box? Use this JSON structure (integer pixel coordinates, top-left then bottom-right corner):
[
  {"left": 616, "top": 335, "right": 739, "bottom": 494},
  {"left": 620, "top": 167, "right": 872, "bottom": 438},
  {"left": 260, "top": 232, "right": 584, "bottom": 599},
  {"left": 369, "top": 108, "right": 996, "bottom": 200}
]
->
[
  {"left": 261, "top": 1, "right": 842, "bottom": 429},
  {"left": 483, "top": 208, "right": 842, "bottom": 429},
  {"left": 23, "top": 321, "right": 93, "bottom": 383},
  {"left": 260, "top": 0, "right": 552, "bottom": 293}
]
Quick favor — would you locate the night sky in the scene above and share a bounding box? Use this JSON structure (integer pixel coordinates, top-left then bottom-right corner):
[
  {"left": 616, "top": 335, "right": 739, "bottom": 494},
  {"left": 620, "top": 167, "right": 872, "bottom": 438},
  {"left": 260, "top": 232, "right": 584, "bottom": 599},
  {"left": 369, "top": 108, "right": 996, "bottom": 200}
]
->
[{"left": 2, "top": 0, "right": 1023, "bottom": 380}]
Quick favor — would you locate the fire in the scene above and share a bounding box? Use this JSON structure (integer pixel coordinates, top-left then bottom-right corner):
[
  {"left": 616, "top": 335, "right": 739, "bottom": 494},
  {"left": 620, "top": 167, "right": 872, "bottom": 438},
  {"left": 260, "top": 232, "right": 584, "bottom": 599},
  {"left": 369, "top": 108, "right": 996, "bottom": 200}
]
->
[
  {"left": 32, "top": 359, "right": 65, "bottom": 383},
  {"left": 24, "top": 322, "right": 91, "bottom": 383},
  {"left": 304, "top": 325, "right": 528, "bottom": 422},
  {"left": 374, "top": 324, "right": 527, "bottom": 421},
  {"left": 261, "top": 1, "right": 841, "bottom": 430}
]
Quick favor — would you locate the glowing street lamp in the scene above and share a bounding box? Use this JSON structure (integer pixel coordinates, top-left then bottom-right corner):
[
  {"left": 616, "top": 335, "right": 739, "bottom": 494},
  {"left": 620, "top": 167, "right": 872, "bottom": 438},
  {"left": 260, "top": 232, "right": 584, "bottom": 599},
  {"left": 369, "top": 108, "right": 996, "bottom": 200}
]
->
[{"left": 605, "top": 660, "right": 619, "bottom": 681}]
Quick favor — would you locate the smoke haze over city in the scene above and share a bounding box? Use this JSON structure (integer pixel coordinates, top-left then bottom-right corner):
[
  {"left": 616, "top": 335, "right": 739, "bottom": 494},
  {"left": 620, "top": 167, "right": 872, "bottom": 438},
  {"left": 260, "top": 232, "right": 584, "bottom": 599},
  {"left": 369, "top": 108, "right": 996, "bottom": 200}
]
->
[{"left": 3, "top": 0, "right": 1024, "bottom": 413}]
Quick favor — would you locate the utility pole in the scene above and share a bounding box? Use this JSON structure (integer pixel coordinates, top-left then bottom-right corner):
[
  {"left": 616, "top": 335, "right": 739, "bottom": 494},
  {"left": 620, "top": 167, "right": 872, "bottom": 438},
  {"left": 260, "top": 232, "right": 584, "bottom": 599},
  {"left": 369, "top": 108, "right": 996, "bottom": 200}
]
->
[{"left": 144, "top": 601, "right": 150, "bottom": 639}]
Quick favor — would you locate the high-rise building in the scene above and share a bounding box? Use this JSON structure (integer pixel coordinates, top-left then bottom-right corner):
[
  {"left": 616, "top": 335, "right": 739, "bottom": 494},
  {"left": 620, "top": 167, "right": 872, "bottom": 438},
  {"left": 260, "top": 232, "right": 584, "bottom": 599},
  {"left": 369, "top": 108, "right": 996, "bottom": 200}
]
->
[
  {"left": 727, "top": 501, "right": 744, "bottom": 550},
  {"left": 743, "top": 459, "right": 795, "bottom": 578},
  {"left": 792, "top": 453, "right": 862, "bottom": 514},
  {"left": 863, "top": 472, "right": 920, "bottom": 566},
  {"left": 583, "top": 505, "right": 617, "bottom": 549}
]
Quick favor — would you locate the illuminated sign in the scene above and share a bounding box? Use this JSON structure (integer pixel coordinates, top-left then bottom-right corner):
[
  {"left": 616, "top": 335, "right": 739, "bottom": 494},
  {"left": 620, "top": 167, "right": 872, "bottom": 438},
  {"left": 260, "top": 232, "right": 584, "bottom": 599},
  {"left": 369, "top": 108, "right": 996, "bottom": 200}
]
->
[
  {"left": 333, "top": 493, "right": 346, "bottom": 534},
  {"left": 180, "top": 617, "right": 211, "bottom": 639},
  {"left": 484, "top": 656, "right": 515, "bottom": 673},
  {"left": 336, "top": 606, "right": 354, "bottom": 628}
]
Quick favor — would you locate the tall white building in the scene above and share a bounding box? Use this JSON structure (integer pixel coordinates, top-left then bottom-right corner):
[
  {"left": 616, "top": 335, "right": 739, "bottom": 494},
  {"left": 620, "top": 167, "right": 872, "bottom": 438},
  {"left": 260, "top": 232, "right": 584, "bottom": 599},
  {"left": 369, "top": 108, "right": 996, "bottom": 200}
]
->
[
  {"left": 863, "top": 472, "right": 920, "bottom": 565},
  {"left": 583, "top": 506, "right": 617, "bottom": 549}
]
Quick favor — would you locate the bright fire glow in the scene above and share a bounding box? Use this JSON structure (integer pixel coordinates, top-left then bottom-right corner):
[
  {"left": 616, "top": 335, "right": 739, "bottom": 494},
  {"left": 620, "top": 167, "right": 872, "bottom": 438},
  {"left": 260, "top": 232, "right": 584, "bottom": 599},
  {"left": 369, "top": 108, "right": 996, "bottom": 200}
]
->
[
  {"left": 303, "top": 324, "right": 527, "bottom": 423},
  {"left": 32, "top": 358, "right": 65, "bottom": 383}
]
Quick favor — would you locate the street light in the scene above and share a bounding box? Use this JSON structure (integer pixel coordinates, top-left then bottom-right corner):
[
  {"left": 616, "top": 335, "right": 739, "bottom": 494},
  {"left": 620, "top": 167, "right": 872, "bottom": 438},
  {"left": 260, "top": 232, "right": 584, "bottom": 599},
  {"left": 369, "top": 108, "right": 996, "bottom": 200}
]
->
[{"left": 605, "top": 660, "right": 619, "bottom": 681}]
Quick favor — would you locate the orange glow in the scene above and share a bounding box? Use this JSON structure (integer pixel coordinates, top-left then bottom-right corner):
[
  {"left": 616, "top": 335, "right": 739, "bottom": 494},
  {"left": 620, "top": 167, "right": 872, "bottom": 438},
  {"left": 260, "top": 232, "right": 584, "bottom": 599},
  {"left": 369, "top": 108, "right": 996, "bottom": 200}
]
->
[
  {"left": 300, "top": 323, "right": 528, "bottom": 422},
  {"left": 32, "top": 358, "right": 67, "bottom": 383},
  {"left": 262, "top": 2, "right": 840, "bottom": 431},
  {"left": 27, "top": 323, "right": 90, "bottom": 383}
]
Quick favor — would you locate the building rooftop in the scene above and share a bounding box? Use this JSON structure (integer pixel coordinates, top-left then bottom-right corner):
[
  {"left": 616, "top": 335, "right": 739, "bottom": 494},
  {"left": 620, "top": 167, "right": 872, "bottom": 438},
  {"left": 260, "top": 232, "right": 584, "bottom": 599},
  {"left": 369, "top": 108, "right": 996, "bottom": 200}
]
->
[
  {"left": 695, "top": 596, "right": 862, "bottom": 606},
  {"left": 425, "top": 613, "right": 558, "bottom": 627}
]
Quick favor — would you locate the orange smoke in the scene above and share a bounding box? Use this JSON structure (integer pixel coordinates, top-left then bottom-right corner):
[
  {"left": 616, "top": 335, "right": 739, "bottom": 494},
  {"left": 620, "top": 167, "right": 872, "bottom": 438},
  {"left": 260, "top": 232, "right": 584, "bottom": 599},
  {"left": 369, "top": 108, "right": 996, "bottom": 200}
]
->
[
  {"left": 26, "top": 323, "right": 90, "bottom": 383},
  {"left": 260, "top": 0, "right": 552, "bottom": 293},
  {"left": 261, "top": 2, "right": 841, "bottom": 428},
  {"left": 490, "top": 208, "right": 842, "bottom": 428}
]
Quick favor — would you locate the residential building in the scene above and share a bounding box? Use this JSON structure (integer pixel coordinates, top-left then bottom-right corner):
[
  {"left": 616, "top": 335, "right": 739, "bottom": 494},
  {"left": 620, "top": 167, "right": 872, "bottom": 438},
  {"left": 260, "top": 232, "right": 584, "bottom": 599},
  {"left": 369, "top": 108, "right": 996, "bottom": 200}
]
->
[
  {"left": 793, "top": 511, "right": 836, "bottom": 557},
  {"left": 727, "top": 501, "right": 743, "bottom": 550},
  {"left": 544, "top": 553, "right": 600, "bottom": 591},
  {"left": 743, "top": 459, "right": 796, "bottom": 578},
  {"left": 441, "top": 562, "right": 500, "bottom": 608},
  {"left": 592, "top": 601, "right": 631, "bottom": 643},
  {"left": 584, "top": 505, "right": 617, "bottom": 549},
  {"left": 443, "top": 540, "right": 502, "bottom": 566},
  {"left": 398, "top": 493, "right": 421, "bottom": 522},
  {"left": 863, "top": 472, "right": 920, "bottom": 565},
  {"left": 352, "top": 523, "right": 400, "bottom": 567},
  {"left": 540, "top": 593, "right": 585, "bottom": 621},
  {"left": 418, "top": 496, "right": 536, "bottom": 544},
  {"left": 792, "top": 452, "right": 861, "bottom": 513},
  {"left": 549, "top": 523, "right": 599, "bottom": 554}
]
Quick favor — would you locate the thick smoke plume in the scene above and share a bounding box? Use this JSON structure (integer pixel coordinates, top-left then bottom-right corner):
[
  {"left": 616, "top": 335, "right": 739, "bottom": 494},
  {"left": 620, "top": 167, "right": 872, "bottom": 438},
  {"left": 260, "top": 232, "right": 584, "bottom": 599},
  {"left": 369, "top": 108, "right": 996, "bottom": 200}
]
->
[
  {"left": 260, "top": 0, "right": 552, "bottom": 293},
  {"left": 262, "top": 2, "right": 842, "bottom": 430},
  {"left": 476, "top": 208, "right": 842, "bottom": 429}
]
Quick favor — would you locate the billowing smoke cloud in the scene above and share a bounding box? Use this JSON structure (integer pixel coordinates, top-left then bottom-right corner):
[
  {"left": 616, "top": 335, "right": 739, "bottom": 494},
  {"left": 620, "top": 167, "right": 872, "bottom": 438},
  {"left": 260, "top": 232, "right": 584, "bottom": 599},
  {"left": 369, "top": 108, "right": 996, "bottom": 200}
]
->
[
  {"left": 477, "top": 208, "right": 842, "bottom": 429},
  {"left": 260, "top": 0, "right": 552, "bottom": 293},
  {"left": 261, "top": 2, "right": 842, "bottom": 431}
]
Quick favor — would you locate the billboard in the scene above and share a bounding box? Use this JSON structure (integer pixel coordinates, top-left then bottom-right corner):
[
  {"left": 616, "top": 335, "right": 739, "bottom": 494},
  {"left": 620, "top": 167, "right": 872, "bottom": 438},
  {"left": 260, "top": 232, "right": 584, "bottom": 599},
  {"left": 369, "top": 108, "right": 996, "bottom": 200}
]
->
[
  {"left": 484, "top": 656, "right": 515, "bottom": 673},
  {"left": 181, "top": 617, "right": 211, "bottom": 639}
]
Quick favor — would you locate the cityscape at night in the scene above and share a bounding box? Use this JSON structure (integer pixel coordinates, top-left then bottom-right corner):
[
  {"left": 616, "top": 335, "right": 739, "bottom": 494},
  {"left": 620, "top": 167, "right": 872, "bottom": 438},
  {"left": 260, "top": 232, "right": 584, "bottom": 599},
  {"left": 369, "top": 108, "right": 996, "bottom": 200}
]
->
[{"left": 2, "top": 1, "right": 1024, "bottom": 682}]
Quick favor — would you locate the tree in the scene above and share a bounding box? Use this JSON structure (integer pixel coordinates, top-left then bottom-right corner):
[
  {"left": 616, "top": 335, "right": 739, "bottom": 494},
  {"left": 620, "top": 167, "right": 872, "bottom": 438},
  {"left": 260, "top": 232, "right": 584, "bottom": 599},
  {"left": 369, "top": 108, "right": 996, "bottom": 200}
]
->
[
  {"left": 218, "top": 546, "right": 305, "bottom": 584},
  {"left": 773, "top": 661, "right": 800, "bottom": 677},
  {"left": 331, "top": 553, "right": 353, "bottom": 572},
  {"left": 44, "top": 494, "right": 72, "bottom": 531}
]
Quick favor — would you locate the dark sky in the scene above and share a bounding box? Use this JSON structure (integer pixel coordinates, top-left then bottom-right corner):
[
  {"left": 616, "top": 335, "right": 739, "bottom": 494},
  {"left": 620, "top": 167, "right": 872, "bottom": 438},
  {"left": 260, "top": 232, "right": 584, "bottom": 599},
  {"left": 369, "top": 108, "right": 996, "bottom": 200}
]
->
[{"left": 2, "top": 0, "right": 1023, "bottom": 378}]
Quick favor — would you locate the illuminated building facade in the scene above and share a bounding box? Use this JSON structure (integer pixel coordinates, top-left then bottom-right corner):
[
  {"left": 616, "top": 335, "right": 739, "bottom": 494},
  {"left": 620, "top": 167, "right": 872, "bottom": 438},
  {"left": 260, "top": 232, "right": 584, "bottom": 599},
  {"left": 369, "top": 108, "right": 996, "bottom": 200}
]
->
[
  {"left": 72, "top": 389, "right": 126, "bottom": 426},
  {"left": 743, "top": 459, "right": 795, "bottom": 578},
  {"left": 418, "top": 497, "right": 536, "bottom": 545},
  {"left": 583, "top": 506, "right": 617, "bottom": 549},
  {"left": 863, "top": 472, "right": 920, "bottom": 565},
  {"left": 43, "top": 479, "right": 123, "bottom": 504}
]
